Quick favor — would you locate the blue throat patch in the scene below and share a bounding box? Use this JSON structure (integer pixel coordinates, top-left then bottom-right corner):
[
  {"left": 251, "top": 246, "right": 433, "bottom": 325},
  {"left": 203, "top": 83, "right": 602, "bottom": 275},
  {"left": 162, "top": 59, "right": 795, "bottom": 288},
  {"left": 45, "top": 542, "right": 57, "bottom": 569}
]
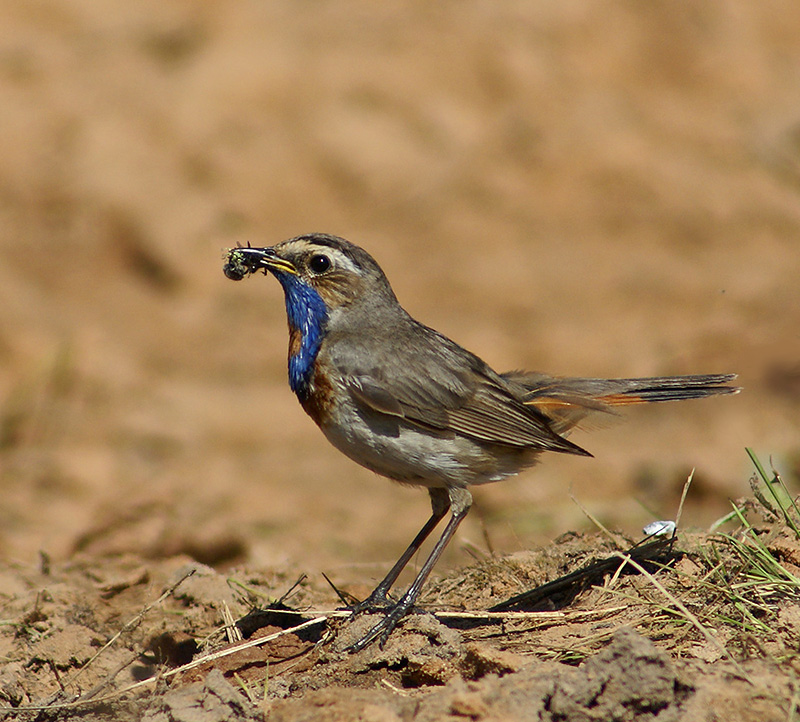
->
[{"left": 275, "top": 273, "right": 329, "bottom": 400}]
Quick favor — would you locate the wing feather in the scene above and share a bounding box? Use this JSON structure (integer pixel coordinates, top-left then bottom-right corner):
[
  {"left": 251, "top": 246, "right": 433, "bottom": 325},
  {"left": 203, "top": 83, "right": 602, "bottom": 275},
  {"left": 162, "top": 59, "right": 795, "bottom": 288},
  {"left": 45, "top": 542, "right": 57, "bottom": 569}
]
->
[{"left": 330, "top": 323, "right": 589, "bottom": 456}]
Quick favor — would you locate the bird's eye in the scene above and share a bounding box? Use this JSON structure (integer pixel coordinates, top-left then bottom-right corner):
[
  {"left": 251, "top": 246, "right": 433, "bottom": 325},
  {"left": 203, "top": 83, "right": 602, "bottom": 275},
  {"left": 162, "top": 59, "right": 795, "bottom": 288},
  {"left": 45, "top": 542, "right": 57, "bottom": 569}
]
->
[{"left": 309, "top": 254, "right": 331, "bottom": 274}]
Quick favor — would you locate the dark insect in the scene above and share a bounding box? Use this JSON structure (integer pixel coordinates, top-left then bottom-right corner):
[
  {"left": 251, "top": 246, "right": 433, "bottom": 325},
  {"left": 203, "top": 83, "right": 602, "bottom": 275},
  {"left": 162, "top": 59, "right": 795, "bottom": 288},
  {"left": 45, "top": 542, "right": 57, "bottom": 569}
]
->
[{"left": 223, "top": 248, "right": 252, "bottom": 281}]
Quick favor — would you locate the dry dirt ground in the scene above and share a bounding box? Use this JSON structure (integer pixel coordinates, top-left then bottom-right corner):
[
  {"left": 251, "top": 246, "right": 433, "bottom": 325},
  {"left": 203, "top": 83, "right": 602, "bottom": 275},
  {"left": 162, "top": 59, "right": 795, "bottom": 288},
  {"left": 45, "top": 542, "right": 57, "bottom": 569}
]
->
[
  {"left": 2, "top": 508, "right": 800, "bottom": 722},
  {"left": 2, "top": 2, "right": 800, "bottom": 720}
]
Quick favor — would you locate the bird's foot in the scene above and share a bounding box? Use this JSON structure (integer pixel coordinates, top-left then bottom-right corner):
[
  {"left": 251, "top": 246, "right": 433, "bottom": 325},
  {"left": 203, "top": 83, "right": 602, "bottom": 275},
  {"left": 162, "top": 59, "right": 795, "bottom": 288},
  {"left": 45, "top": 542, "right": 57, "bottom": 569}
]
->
[{"left": 347, "top": 598, "right": 415, "bottom": 652}]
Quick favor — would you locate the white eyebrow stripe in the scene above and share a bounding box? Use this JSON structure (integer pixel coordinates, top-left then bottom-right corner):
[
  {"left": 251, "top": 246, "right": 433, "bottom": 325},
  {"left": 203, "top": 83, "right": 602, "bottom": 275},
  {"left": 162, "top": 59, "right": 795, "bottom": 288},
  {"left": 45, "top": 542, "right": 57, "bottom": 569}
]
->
[{"left": 323, "top": 248, "right": 361, "bottom": 274}]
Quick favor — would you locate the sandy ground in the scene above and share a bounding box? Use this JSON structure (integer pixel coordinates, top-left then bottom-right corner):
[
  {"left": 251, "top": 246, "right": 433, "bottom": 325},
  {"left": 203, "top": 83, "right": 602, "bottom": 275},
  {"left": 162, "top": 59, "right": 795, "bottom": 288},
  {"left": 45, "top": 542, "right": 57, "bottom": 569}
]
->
[
  {"left": 2, "top": 522, "right": 799, "bottom": 721},
  {"left": 1, "top": 2, "right": 800, "bottom": 720}
]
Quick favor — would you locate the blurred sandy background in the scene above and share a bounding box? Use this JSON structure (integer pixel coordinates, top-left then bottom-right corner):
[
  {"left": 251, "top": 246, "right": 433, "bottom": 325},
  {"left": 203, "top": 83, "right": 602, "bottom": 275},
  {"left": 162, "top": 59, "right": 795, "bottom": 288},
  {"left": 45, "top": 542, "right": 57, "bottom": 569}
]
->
[{"left": 1, "top": 1, "right": 798, "bottom": 587}]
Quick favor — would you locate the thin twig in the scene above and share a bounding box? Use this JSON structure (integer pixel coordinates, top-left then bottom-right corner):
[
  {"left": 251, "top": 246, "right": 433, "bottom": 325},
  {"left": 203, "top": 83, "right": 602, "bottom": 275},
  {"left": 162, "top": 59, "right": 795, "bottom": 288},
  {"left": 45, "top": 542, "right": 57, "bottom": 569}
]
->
[
  {"left": 320, "top": 572, "right": 359, "bottom": 607},
  {"left": 278, "top": 575, "right": 307, "bottom": 606},
  {"left": 674, "top": 469, "right": 694, "bottom": 531},
  {"left": 221, "top": 601, "right": 243, "bottom": 644}
]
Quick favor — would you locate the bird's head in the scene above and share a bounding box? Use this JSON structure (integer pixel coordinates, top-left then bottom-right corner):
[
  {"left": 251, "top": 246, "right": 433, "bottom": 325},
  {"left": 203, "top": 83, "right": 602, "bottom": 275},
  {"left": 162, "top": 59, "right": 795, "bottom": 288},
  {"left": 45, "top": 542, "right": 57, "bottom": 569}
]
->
[
  {"left": 224, "top": 233, "right": 398, "bottom": 315},
  {"left": 224, "top": 234, "right": 402, "bottom": 397}
]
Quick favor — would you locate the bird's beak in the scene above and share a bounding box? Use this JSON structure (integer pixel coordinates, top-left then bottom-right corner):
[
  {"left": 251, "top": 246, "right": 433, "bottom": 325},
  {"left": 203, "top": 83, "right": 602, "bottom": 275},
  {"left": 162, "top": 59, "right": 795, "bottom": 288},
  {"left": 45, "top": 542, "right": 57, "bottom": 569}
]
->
[{"left": 224, "top": 246, "right": 297, "bottom": 280}]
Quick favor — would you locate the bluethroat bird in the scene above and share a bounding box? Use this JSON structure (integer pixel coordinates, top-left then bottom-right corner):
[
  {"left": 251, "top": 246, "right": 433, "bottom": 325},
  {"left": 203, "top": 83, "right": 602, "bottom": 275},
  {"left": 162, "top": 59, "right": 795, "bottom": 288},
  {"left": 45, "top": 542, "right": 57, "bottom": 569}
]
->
[{"left": 223, "top": 233, "right": 739, "bottom": 650}]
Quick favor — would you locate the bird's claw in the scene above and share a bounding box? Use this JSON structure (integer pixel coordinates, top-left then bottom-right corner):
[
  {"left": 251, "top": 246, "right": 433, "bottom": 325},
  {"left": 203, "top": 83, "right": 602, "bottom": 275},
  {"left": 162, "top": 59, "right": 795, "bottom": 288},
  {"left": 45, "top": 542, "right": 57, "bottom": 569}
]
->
[{"left": 347, "top": 601, "right": 412, "bottom": 652}]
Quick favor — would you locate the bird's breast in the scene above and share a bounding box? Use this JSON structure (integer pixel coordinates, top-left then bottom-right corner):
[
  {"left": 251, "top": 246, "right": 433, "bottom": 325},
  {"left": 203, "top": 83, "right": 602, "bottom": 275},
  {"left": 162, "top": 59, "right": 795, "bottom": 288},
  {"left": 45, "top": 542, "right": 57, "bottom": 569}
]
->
[{"left": 298, "top": 357, "right": 338, "bottom": 426}]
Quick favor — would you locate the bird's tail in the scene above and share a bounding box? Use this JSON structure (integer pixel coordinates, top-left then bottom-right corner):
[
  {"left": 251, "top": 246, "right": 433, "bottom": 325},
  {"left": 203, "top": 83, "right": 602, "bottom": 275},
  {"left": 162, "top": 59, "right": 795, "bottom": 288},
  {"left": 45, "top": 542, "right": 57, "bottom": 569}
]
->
[{"left": 502, "top": 372, "right": 740, "bottom": 433}]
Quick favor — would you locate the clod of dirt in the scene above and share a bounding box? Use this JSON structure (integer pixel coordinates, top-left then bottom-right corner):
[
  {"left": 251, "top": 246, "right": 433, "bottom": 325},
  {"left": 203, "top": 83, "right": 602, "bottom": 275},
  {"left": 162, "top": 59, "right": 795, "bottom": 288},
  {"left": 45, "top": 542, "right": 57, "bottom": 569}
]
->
[
  {"left": 460, "top": 642, "right": 527, "bottom": 679},
  {"left": 547, "top": 626, "right": 683, "bottom": 721},
  {"left": 0, "top": 663, "right": 26, "bottom": 708},
  {"left": 169, "top": 563, "right": 241, "bottom": 612},
  {"left": 141, "top": 668, "right": 261, "bottom": 722}
]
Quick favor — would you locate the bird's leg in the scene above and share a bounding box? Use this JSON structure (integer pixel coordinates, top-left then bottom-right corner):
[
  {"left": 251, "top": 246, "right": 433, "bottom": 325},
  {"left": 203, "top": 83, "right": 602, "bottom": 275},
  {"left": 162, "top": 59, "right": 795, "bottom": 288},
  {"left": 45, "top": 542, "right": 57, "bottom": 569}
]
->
[
  {"left": 352, "top": 487, "right": 450, "bottom": 613},
  {"left": 349, "top": 487, "right": 472, "bottom": 652}
]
